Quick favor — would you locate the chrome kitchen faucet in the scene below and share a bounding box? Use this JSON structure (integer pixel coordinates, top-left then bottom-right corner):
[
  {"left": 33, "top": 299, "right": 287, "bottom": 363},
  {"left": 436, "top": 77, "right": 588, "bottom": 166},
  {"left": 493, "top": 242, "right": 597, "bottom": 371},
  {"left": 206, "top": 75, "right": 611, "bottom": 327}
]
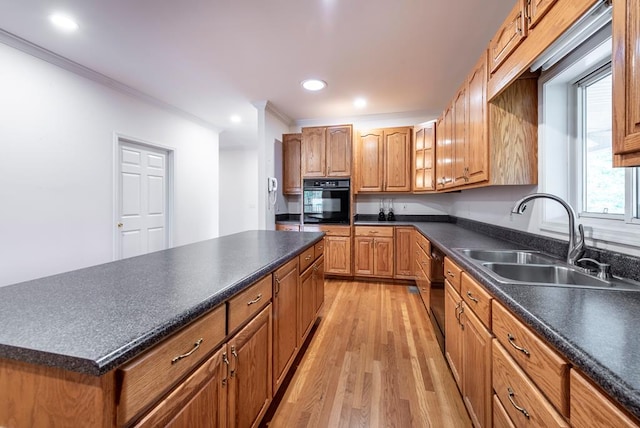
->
[{"left": 510, "top": 193, "right": 585, "bottom": 265}]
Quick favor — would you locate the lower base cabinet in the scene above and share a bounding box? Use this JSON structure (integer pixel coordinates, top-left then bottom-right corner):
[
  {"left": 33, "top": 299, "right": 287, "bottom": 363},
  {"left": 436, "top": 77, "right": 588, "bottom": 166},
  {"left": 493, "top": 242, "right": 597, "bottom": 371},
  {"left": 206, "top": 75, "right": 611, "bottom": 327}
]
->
[
  {"left": 228, "top": 305, "right": 273, "bottom": 428},
  {"left": 134, "top": 346, "right": 227, "bottom": 428},
  {"left": 273, "top": 259, "right": 299, "bottom": 394}
]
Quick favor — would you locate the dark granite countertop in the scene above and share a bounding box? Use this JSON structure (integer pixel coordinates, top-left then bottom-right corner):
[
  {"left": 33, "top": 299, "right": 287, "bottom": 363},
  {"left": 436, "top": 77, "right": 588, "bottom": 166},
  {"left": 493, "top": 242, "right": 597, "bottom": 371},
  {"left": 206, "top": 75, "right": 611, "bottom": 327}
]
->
[
  {"left": 0, "top": 230, "right": 323, "bottom": 376},
  {"left": 363, "top": 221, "right": 640, "bottom": 421}
]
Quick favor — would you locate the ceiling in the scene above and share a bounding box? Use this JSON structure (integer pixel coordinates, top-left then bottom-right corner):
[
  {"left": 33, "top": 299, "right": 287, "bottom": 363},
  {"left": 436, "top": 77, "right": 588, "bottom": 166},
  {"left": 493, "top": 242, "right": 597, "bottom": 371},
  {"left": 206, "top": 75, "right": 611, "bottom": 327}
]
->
[{"left": 0, "top": 0, "right": 513, "bottom": 147}]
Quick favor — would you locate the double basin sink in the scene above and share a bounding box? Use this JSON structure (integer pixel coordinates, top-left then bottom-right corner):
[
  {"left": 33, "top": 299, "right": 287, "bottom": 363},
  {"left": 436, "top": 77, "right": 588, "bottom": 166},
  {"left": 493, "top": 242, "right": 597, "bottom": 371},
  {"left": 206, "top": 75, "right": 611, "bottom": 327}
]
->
[{"left": 455, "top": 249, "right": 640, "bottom": 292}]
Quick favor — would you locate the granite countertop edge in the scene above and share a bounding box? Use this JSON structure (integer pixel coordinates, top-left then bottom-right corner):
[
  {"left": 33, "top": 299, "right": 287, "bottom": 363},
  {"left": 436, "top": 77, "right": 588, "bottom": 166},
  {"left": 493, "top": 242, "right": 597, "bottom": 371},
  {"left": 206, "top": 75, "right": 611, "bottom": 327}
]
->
[{"left": 0, "top": 231, "right": 324, "bottom": 376}]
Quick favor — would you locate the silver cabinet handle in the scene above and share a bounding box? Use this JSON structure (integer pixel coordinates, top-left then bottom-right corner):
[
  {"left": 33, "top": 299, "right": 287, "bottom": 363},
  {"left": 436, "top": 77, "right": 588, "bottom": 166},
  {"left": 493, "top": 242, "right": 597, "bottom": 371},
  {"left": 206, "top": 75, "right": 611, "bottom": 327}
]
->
[
  {"left": 230, "top": 346, "right": 238, "bottom": 378},
  {"left": 466, "top": 291, "right": 479, "bottom": 303},
  {"left": 171, "top": 338, "right": 203, "bottom": 364},
  {"left": 305, "top": 254, "right": 312, "bottom": 261},
  {"left": 507, "top": 387, "right": 530, "bottom": 418},
  {"left": 247, "top": 294, "right": 262, "bottom": 306},
  {"left": 507, "top": 333, "right": 530, "bottom": 356}
]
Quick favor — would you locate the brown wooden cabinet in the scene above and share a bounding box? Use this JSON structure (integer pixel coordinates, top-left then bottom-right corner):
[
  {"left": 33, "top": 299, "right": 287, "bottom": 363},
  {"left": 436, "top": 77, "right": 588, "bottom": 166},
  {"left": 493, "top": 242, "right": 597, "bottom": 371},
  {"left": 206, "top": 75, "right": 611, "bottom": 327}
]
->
[
  {"left": 527, "top": 0, "right": 558, "bottom": 28},
  {"left": 301, "top": 125, "right": 352, "bottom": 177},
  {"left": 445, "top": 280, "right": 463, "bottom": 387},
  {"left": 227, "top": 304, "right": 273, "bottom": 428},
  {"left": 299, "top": 262, "right": 316, "bottom": 345},
  {"left": 570, "top": 369, "right": 640, "bottom": 428},
  {"left": 435, "top": 107, "right": 454, "bottom": 189},
  {"left": 272, "top": 259, "right": 299, "bottom": 394},
  {"left": 314, "top": 256, "right": 325, "bottom": 314},
  {"left": 466, "top": 51, "right": 489, "bottom": 185},
  {"left": 305, "top": 225, "right": 351, "bottom": 276},
  {"left": 355, "top": 129, "right": 383, "bottom": 192},
  {"left": 355, "top": 127, "right": 412, "bottom": 193},
  {"left": 460, "top": 294, "right": 492, "bottom": 428},
  {"left": 489, "top": 0, "right": 527, "bottom": 75},
  {"left": 134, "top": 345, "right": 227, "bottom": 428},
  {"left": 384, "top": 127, "right": 412, "bottom": 192},
  {"left": 413, "top": 122, "right": 436, "bottom": 192},
  {"left": 354, "top": 226, "right": 394, "bottom": 278},
  {"left": 445, "top": 264, "right": 493, "bottom": 428},
  {"left": 282, "top": 133, "right": 302, "bottom": 195},
  {"left": 394, "top": 226, "right": 414, "bottom": 279},
  {"left": 613, "top": 0, "right": 640, "bottom": 167},
  {"left": 452, "top": 84, "right": 468, "bottom": 188},
  {"left": 493, "top": 340, "right": 569, "bottom": 427},
  {"left": 275, "top": 223, "right": 300, "bottom": 232}
]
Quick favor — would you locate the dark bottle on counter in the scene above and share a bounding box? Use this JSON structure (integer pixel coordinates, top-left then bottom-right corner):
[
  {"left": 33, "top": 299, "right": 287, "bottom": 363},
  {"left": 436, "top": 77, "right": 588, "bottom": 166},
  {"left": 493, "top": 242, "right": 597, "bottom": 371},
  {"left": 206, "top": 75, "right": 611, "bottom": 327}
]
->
[
  {"left": 378, "top": 208, "right": 387, "bottom": 221},
  {"left": 387, "top": 210, "right": 395, "bottom": 221}
]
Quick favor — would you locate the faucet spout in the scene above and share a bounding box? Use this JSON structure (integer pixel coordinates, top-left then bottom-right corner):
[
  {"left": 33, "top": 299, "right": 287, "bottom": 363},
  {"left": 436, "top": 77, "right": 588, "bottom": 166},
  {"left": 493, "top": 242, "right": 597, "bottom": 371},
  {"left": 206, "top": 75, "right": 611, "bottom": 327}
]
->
[{"left": 510, "top": 193, "right": 585, "bottom": 265}]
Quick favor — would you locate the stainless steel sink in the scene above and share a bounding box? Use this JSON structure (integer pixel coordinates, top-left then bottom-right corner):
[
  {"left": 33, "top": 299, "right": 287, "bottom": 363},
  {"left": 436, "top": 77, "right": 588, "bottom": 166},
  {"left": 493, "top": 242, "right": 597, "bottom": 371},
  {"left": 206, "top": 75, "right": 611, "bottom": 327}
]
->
[
  {"left": 455, "top": 248, "right": 640, "bottom": 292},
  {"left": 480, "top": 262, "right": 640, "bottom": 291},
  {"left": 482, "top": 263, "right": 607, "bottom": 287},
  {"left": 456, "top": 249, "right": 555, "bottom": 265}
]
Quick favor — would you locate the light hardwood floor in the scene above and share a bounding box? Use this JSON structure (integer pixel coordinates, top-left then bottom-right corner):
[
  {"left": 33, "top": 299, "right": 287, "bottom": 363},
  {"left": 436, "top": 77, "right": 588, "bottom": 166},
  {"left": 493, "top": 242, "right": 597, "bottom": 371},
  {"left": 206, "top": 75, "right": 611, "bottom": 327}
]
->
[{"left": 261, "top": 279, "right": 471, "bottom": 428}]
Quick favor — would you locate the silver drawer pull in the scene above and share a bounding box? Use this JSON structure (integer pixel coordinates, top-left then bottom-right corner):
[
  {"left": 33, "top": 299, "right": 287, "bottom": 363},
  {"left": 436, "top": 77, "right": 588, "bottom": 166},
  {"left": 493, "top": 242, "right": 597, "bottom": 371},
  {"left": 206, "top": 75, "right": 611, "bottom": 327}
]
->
[
  {"left": 171, "top": 338, "right": 203, "bottom": 364},
  {"left": 507, "top": 387, "right": 530, "bottom": 419},
  {"left": 466, "top": 291, "right": 479, "bottom": 303},
  {"left": 305, "top": 254, "right": 312, "bottom": 261},
  {"left": 247, "top": 294, "right": 262, "bottom": 305},
  {"left": 447, "top": 270, "right": 455, "bottom": 277},
  {"left": 317, "top": 245, "right": 323, "bottom": 251},
  {"left": 507, "top": 333, "right": 530, "bottom": 356}
]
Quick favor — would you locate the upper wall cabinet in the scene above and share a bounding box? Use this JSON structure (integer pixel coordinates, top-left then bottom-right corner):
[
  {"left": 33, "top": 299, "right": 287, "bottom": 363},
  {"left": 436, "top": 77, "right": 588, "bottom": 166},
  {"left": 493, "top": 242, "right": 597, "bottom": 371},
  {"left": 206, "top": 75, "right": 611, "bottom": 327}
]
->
[
  {"left": 613, "top": 0, "right": 640, "bottom": 167},
  {"left": 527, "top": 0, "right": 558, "bottom": 28},
  {"left": 413, "top": 122, "right": 436, "bottom": 192},
  {"left": 282, "top": 133, "right": 301, "bottom": 195},
  {"left": 489, "top": 0, "right": 527, "bottom": 74},
  {"left": 487, "top": 0, "right": 599, "bottom": 100},
  {"left": 355, "top": 127, "right": 412, "bottom": 193},
  {"left": 435, "top": 50, "right": 536, "bottom": 192},
  {"left": 301, "top": 125, "right": 352, "bottom": 177}
]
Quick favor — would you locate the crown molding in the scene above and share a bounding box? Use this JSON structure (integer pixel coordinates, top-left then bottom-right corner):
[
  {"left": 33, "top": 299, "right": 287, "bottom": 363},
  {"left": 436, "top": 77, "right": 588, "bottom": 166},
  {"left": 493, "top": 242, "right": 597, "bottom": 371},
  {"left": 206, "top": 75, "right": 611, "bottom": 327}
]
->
[
  {"left": 294, "top": 109, "right": 435, "bottom": 128},
  {"left": 253, "top": 100, "right": 293, "bottom": 126},
  {"left": 0, "top": 29, "right": 219, "bottom": 132}
]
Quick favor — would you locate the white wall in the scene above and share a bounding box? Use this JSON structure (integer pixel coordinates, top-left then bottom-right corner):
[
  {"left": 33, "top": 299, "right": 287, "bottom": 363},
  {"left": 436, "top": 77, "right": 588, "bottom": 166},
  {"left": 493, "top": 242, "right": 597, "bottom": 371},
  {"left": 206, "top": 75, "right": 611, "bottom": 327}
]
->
[
  {"left": 256, "top": 103, "right": 292, "bottom": 230},
  {"left": 0, "top": 42, "right": 219, "bottom": 287},
  {"left": 219, "top": 147, "right": 259, "bottom": 236}
]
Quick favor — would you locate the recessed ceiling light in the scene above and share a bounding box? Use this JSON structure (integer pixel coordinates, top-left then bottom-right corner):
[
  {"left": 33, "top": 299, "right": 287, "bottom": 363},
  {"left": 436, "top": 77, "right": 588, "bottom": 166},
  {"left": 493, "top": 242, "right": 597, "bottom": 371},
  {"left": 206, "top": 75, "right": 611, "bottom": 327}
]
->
[
  {"left": 49, "top": 13, "right": 79, "bottom": 32},
  {"left": 301, "top": 79, "right": 327, "bottom": 91},
  {"left": 354, "top": 98, "right": 367, "bottom": 108},
  {"left": 230, "top": 115, "right": 241, "bottom": 123}
]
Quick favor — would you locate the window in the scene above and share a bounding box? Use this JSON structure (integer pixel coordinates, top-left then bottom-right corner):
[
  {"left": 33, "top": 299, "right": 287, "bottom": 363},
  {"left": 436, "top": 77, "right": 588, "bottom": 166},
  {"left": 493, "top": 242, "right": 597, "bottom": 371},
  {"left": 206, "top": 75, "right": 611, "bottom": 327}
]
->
[
  {"left": 575, "top": 65, "right": 626, "bottom": 218},
  {"left": 539, "top": 19, "right": 640, "bottom": 248}
]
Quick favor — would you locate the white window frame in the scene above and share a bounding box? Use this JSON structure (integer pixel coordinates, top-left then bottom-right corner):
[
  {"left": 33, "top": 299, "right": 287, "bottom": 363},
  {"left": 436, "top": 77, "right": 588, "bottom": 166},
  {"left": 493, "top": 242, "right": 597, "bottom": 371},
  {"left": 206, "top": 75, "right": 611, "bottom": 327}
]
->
[{"left": 537, "top": 23, "right": 640, "bottom": 249}]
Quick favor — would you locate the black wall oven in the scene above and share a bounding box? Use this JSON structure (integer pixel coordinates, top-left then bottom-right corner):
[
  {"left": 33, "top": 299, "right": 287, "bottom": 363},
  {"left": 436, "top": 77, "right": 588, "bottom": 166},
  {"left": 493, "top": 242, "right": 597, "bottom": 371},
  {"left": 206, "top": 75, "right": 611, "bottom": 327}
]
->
[{"left": 303, "top": 179, "right": 350, "bottom": 224}]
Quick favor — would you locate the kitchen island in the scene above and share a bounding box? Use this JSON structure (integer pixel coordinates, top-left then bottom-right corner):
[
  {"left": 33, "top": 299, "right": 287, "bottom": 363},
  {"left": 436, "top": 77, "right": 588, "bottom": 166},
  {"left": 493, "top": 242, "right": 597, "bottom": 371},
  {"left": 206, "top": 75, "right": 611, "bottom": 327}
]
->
[{"left": 0, "top": 230, "right": 324, "bottom": 427}]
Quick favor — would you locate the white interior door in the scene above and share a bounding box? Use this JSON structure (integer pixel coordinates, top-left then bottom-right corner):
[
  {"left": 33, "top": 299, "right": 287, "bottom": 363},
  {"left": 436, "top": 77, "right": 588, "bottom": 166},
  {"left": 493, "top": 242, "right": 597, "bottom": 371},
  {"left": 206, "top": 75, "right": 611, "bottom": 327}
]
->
[{"left": 117, "top": 142, "right": 169, "bottom": 259}]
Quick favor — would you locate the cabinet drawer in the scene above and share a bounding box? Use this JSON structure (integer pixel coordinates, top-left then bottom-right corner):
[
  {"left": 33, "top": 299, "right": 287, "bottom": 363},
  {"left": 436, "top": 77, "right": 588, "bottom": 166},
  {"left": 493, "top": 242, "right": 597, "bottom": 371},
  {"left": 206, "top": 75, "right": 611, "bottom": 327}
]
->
[
  {"left": 299, "top": 246, "right": 315, "bottom": 272},
  {"left": 228, "top": 275, "right": 272, "bottom": 333},
  {"left": 314, "top": 239, "right": 325, "bottom": 258},
  {"left": 117, "top": 304, "right": 226, "bottom": 426},
  {"left": 570, "top": 369, "right": 639, "bottom": 428},
  {"left": 493, "top": 340, "right": 569, "bottom": 427},
  {"left": 461, "top": 272, "right": 492, "bottom": 329},
  {"left": 493, "top": 394, "right": 516, "bottom": 428},
  {"left": 443, "top": 257, "right": 463, "bottom": 292},
  {"left": 415, "top": 232, "right": 431, "bottom": 254},
  {"left": 355, "top": 226, "right": 394, "bottom": 237},
  {"left": 320, "top": 225, "right": 351, "bottom": 236},
  {"left": 492, "top": 301, "right": 569, "bottom": 416},
  {"left": 276, "top": 223, "right": 300, "bottom": 231}
]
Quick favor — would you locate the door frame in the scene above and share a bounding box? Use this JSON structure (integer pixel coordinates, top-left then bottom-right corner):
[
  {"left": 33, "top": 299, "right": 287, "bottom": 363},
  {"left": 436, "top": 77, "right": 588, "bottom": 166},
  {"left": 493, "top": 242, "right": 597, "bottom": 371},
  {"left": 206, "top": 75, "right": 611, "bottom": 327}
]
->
[{"left": 112, "top": 133, "right": 175, "bottom": 260}]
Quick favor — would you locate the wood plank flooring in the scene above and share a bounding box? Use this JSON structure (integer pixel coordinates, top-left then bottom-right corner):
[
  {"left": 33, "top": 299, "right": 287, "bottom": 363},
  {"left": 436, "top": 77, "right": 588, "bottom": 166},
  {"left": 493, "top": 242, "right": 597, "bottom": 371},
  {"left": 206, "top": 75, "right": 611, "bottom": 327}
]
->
[{"left": 261, "top": 279, "right": 471, "bottom": 428}]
